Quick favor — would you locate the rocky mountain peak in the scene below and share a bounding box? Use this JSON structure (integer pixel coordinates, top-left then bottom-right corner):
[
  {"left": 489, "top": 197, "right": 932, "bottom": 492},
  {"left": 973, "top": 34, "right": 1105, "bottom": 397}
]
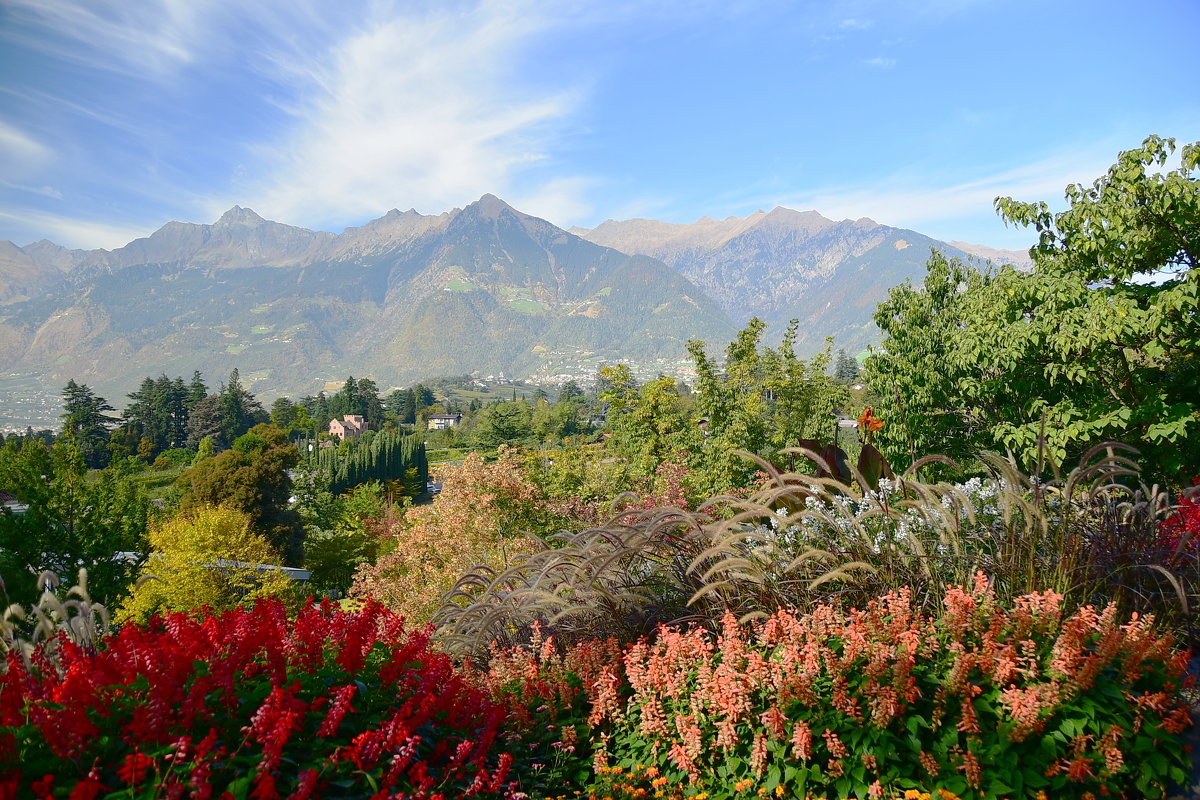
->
[
  {"left": 215, "top": 206, "right": 267, "bottom": 227},
  {"left": 468, "top": 193, "right": 516, "bottom": 221},
  {"left": 323, "top": 206, "right": 450, "bottom": 259}
]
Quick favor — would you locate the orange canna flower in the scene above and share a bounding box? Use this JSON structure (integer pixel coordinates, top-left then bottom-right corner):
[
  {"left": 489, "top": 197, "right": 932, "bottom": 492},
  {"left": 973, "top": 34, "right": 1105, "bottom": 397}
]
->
[{"left": 857, "top": 407, "right": 884, "bottom": 432}]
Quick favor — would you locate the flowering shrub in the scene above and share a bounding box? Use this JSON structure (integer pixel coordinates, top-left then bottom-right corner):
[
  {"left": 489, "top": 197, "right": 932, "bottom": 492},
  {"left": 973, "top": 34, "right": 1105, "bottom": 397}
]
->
[
  {"left": 486, "top": 578, "right": 1194, "bottom": 800},
  {"left": 476, "top": 628, "right": 623, "bottom": 795},
  {"left": 1159, "top": 479, "right": 1200, "bottom": 562},
  {"left": 351, "top": 449, "right": 575, "bottom": 623},
  {"left": 1, "top": 598, "right": 514, "bottom": 799}
]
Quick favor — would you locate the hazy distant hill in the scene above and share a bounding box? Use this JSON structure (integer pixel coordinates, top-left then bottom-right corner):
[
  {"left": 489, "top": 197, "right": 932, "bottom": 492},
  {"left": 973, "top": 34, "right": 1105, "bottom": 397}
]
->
[
  {"left": 947, "top": 240, "right": 1034, "bottom": 269},
  {"left": 0, "top": 196, "right": 1029, "bottom": 416},
  {"left": 0, "top": 239, "right": 86, "bottom": 306},
  {"left": 0, "top": 196, "right": 735, "bottom": 402},
  {"left": 574, "top": 209, "right": 1008, "bottom": 354}
]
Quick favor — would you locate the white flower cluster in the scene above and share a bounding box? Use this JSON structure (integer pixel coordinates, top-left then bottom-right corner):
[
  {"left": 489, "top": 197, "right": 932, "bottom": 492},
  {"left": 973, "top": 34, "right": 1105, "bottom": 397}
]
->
[{"left": 770, "top": 476, "right": 1010, "bottom": 559}]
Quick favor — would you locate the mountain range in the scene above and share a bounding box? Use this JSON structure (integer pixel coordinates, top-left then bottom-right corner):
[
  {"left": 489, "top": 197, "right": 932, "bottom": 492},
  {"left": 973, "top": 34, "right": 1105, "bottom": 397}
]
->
[
  {"left": 573, "top": 210, "right": 1031, "bottom": 354},
  {"left": 0, "top": 195, "right": 1030, "bottom": 417}
]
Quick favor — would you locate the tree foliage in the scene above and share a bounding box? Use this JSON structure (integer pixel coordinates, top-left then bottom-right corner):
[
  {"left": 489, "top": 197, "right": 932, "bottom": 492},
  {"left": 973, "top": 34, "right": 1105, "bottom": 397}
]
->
[
  {"left": 599, "top": 364, "right": 696, "bottom": 480},
  {"left": 177, "top": 424, "right": 302, "bottom": 564},
  {"left": 350, "top": 449, "right": 564, "bottom": 623},
  {"left": 472, "top": 400, "right": 535, "bottom": 449},
  {"left": 0, "top": 436, "right": 149, "bottom": 606},
  {"left": 687, "top": 318, "right": 848, "bottom": 493},
  {"left": 833, "top": 348, "right": 861, "bottom": 384},
  {"left": 60, "top": 380, "right": 116, "bottom": 469},
  {"left": 116, "top": 505, "right": 297, "bottom": 624},
  {"left": 121, "top": 374, "right": 193, "bottom": 458},
  {"left": 215, "top": 368, "right": 268, "bottom": 445},
  {"left": 865, "top": 251, "right": 993, "bottom": 471},
  {"left": 869, "top": 136, "right": 1199, "bottom": 479},
  {"left": 299, "top": 429, "right": 427, "bottom": 496},
  {"left": 328, "top": 376, "right": 384, "bottom": 430}
]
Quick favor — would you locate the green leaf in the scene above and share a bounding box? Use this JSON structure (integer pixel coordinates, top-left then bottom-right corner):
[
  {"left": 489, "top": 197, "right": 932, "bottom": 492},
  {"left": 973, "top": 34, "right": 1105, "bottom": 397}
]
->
[{"left": 226, "top": 776, "right": 252, "bottom": 800}]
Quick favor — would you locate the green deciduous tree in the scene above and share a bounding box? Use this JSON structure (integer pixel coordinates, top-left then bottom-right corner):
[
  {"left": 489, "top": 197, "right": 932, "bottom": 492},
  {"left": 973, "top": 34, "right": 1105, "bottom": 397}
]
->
[
  {"left": 869, "top": 135, "right": 1199, "bottom": 480},
  {"left": 177, "top": 424, "right": 303, "bottom": 564},
  {"left": 599, "top": 365, "right": 696, "bottom": 479},
  {"left": 0, "top": 436, "right": 150, "bottom": 606},
  {"left": 530, "top": 397, "right": 583, "bottom": 442},
  {"left": 866, "top": 251, "right": 994, "bottom": 471},
  {"left": 687, "top": 318, "right": 848, "bottom": 492}
]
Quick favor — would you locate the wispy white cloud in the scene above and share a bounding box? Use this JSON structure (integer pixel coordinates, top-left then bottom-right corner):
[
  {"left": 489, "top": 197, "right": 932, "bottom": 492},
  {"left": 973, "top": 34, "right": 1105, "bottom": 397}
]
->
[
  {"left": 218, "top": 1, "right": 591, "bottom": 228},
  {"left": 768, "top": 142, "right": 1123, "bottom": 240},
  {"left": 1, "top": 0, "right": 598, "bottom": 239},
  {"left": 0, "top": 180, "right": 63, "bottom": 200},
  {"left": 0, "top": 120, "right": 52, "bottom": 163},
  {"left": 0, "top": 0, "right": 218, "bottom": 78},
  {"left": 511, "top": 177, "right": 597, "bottom": 227},
  {"left": 0, "top": 208, "right": 152, "bottom": 250},
  {"left": 0, "top": 86, "right": 147, "bottom": 138},
  {"left": 0, "top": 120, "right": 56, "bottom": 191},
  {"left": 863, "top": 57, "right": 896, "bottom": 68}
]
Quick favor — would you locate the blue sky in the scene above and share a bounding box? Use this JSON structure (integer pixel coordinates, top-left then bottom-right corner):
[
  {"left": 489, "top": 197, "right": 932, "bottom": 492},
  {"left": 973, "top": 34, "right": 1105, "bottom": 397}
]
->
[{"left": 1, "top": 0, "right": 1197, "bottom": 251}]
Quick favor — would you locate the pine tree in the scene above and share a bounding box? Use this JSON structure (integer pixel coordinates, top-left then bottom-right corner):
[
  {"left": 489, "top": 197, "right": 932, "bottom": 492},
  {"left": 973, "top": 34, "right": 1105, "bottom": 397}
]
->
[
  {"left": 834, "top": 349, "right": 861, "bottom": 384},
  {"left": 216, "top": 368, "right": 265, "bottom": 444},
  {"left": 60, "top": 380, "right": 116, "bottom": 468},
  {"left": 187, "top": 371, "right": 208, "bottom": 409}
]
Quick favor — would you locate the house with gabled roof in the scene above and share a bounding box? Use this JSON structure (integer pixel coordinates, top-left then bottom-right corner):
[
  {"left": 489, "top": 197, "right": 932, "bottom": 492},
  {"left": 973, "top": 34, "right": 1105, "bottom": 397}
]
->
[
  {"left": 427, "top": 413, "right": 462, "bottom": 431},
  {"left": 329, "top": 414, "right": 366, "bottom": 441}
]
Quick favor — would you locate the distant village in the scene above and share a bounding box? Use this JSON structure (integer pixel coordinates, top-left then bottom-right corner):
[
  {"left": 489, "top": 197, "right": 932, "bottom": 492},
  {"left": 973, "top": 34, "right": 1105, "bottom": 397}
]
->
[{"left": 0, "top": 354, "right": 700, "bottom": 435}]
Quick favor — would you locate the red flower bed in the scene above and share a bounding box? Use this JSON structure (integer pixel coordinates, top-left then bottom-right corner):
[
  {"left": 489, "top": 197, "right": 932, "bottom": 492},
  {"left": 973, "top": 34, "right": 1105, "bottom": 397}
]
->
[
  {"left": 1159, "top": 479, "right": 1200, "bottom": 560},
  {"left": 1, "top": 599, "right": 514, "bottom": 799}
]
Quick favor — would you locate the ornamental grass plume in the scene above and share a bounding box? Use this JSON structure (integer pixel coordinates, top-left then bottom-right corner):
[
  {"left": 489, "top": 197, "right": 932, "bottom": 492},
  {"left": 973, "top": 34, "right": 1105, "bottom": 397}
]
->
[
  {"left": 434, "top": 442, "right": 1198, "bottom": 664},
  {"left": 0, "top": 568, "right": 108, "bottom": 675}
]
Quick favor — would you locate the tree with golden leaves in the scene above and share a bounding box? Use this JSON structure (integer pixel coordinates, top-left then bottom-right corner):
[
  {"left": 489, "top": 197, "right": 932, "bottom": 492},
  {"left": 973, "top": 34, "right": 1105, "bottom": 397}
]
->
[{"left": 116, "top": 505, "right": 298, "bottom": 624}]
